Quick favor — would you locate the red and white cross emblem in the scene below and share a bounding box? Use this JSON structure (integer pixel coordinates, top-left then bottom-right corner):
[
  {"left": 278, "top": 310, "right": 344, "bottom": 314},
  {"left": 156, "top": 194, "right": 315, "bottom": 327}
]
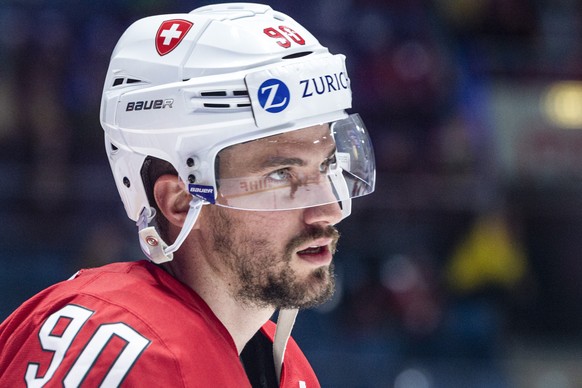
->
[{"left": 155, "top": 19, "right": 193, "bottom": 56}]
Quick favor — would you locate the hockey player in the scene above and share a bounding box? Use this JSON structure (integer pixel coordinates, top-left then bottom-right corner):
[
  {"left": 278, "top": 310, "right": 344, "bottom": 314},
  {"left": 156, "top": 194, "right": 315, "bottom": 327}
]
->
[{"left": 0, "top": 3, "right": 376, "bottom": 386}]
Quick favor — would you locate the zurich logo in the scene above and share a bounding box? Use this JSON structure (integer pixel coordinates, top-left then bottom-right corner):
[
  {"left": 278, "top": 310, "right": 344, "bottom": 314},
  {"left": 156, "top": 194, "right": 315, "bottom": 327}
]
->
[{"left": 257, "top": 79, "right": 290, "bottom": 113}]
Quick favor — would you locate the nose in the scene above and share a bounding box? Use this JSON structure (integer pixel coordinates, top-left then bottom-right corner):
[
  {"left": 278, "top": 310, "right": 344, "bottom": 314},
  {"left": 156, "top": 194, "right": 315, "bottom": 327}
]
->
[{"left": 303, "top": 200, "right": 343, "bottom": 226}]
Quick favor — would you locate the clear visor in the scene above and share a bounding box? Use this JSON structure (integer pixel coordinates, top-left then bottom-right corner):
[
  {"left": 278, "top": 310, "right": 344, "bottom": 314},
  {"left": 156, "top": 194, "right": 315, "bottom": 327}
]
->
[{"left": 213, "top": 113, "right": 375, "bottom": 211}]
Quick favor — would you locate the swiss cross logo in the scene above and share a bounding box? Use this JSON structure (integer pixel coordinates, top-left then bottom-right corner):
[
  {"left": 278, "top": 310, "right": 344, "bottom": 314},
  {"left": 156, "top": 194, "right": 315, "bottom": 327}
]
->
[{"left": 155, "top": 19, "right": 193, "bottom": 56}]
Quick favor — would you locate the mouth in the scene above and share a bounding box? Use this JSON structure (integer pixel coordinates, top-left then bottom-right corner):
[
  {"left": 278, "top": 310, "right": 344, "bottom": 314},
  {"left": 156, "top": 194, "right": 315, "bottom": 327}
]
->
[{"left": 296, "top": 239, "right": 334, "bottom": 266}]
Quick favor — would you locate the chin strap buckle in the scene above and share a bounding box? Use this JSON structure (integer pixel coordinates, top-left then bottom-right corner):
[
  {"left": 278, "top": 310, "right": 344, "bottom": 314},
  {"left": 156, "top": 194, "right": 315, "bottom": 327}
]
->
[
  {"left": 138, "top": 226, "right": 173, "bottom": 264},
  {"left": 136, "top": 199, "right": 204, "bottom": 264}
]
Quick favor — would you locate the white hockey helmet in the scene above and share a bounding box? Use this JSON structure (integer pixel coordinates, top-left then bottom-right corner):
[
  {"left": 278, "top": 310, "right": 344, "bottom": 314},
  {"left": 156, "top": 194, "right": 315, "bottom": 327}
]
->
[{"left": 100, "top": 3, "right": 376, "bottom": 263}]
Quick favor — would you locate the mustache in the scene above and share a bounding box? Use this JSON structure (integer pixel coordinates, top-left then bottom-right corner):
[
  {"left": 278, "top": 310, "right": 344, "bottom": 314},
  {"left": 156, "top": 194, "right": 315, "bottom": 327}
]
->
[{"left": 286, "top": 225, "right": 340, "bottom": 254}]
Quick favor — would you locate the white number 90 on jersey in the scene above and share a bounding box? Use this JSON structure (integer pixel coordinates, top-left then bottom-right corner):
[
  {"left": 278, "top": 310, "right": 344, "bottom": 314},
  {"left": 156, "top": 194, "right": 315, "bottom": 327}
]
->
[{"left": 25, "top": 304, "right": 150, "bottom": 387}]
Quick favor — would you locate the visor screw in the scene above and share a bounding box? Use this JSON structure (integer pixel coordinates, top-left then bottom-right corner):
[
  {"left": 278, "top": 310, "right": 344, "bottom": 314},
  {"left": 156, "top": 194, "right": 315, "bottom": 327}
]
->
[
  {"left": 187, "top": 156, "right": 200, "bottom": 170},
  {"left": 123, "top": 177, "right": 130, "bottom": 187},
  {"left": 145, "top": 236, "right": 158, "bottom": 246},
  {"left": 188, "top": 174, "right": 196, "bottom": 183}
]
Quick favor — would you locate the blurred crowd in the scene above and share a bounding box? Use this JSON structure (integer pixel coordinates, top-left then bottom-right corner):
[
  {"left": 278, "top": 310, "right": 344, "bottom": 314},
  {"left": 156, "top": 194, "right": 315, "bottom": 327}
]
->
[{"left": 2, "top": 0, "right": 582, "bottom": 386}]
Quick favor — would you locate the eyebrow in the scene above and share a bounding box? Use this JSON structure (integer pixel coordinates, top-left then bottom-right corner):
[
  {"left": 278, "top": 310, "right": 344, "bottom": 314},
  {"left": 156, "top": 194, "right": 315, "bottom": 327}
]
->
[
  {"left": 253, "top": 146, "right": 337, "bottom": 172},
  {"left": 255, "top": 156, "right": 306, "bottom": 172}
]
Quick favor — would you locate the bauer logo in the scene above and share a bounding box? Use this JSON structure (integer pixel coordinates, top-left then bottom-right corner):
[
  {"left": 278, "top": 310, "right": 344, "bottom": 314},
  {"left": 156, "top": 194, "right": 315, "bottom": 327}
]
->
[
  {"left": 188, "top": 184, "right": 215, "bottom": 204},
  {"left": 258, "top": 79, "right": 290, "bottom": 113},
  {"left": 126, "top": 99, "right": 174, "bottom": 111}
]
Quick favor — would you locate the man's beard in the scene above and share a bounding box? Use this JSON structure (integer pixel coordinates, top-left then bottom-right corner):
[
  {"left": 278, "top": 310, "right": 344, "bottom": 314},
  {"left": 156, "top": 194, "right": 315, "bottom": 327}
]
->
[{"left": 210, "top": 209, "right": 338, "bottom": 309}]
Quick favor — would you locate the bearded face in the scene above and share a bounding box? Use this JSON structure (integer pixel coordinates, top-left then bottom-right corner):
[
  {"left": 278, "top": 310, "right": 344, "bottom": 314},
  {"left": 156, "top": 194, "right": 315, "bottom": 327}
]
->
[{"left": 207, "top": 205, "right": 339, "bottom": 309}]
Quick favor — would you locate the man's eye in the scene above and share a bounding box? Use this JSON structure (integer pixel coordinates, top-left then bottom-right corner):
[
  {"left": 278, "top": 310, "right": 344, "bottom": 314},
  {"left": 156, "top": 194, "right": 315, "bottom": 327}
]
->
[{"left": 267, "top": 168, "right": 292, "bottom": 182}]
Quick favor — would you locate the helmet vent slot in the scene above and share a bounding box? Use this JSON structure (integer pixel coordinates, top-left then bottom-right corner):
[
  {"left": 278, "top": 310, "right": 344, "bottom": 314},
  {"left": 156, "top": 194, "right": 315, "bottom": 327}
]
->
[
  {"left": 203, "top": 103, "right": 230, "bottom": 108},
  {"left": 187, "top": 88, "right": 251, "bottom": 110},
  {"left": 112, "top": 77, "right": 143, "bottom": 87},
  {"left": 282, "top": 51, "right": 313, "bottom": 60},
  {"left": 201, "top": 91, "right": 227, "bottom": 97}
]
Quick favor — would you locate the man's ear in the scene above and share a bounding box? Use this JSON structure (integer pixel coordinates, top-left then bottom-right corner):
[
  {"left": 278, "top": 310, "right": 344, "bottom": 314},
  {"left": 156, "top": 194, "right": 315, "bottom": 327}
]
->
[{"left": 153, "top": 174, "right": 191, "bottom": 227}]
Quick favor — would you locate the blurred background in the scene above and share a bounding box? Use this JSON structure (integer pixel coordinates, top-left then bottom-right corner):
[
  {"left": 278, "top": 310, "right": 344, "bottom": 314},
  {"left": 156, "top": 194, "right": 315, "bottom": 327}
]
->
[{"left": 1, "top": 0, "right": 582, "bottom": 386}]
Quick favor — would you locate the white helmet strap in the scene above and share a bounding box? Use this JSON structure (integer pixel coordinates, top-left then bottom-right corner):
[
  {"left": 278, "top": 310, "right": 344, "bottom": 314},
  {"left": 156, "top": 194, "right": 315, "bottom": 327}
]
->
[
  {"left": 273, "top": 308, "right": 299, "bottom": 383},
  {"left": 137, "top": 198, "right": 204, "bottom": 264}
]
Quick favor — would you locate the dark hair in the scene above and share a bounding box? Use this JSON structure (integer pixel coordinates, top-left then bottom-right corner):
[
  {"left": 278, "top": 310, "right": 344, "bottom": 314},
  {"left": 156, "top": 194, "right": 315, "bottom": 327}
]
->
[{"left": 140, "top": 156, "right": 178, "bottom": 242}]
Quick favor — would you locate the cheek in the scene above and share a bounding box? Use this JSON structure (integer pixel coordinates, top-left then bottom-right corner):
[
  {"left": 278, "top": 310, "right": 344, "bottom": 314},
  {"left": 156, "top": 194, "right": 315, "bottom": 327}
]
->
[
  {"left": 244, "top": 211, "right": 301, "bottom": 240},
  {"left": 238, "top": 214, "right": 303, "bottom": 261},
  {"left": 208, "top": 206, "right": 304, "bottom": 250}
]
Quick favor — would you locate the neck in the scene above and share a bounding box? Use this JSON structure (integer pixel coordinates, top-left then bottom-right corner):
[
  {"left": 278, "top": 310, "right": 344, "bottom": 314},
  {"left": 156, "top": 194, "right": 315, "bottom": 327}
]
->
[{"left": 162, "top": 246, "right": 275, "bottom": 354}]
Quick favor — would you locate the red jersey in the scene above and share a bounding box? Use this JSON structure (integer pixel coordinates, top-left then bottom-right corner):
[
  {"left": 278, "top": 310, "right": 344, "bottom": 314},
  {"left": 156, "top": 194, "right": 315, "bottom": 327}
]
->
[{"left": 0, "top": 260, "right": 320, "bottom": 387}]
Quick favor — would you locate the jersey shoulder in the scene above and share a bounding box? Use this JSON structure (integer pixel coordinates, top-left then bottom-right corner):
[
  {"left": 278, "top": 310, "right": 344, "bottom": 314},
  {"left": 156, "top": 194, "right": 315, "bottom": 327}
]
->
[{"left": 0, "top": 260, "right": 249, "bottom": 387}]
